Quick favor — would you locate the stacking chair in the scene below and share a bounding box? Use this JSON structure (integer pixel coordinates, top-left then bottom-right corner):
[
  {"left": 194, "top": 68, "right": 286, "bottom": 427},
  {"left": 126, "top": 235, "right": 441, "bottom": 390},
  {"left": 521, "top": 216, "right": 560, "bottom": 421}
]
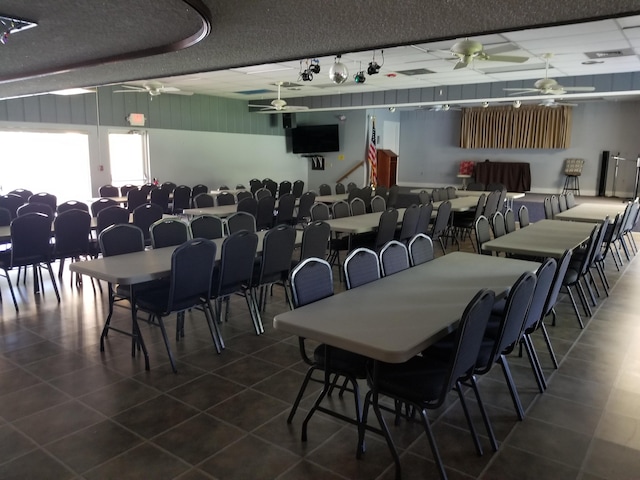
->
[
  {"left": 431, "top": 188, "right": 445, "bottom": 202},
  {"left": 446, "top": 186, "right": 458, "bottom": 199},
  {"left": 387, "top": 185, "right": 399, "bottom": 208},
  {"left": 408, "top": 233, "right": 434, "bottom": 266},
  {"left": 318, "top": 183, "right": 332, "bottom": 195},
  {"left": 335, "top": 182, "right": 346, "bottom": 194},
  {"left": 504, "top": 208, "right": 516, "bottom": 233},
  {"left": 292, "top": 180, "right": 305, "bottom": 198},
  {"left": 211, "top": 230, "right": 260, "bottom": 333},
  {"left": 127, "top": 188, "right": 148, "bottom": 212},
  {"left": 278, "top": 180, "right": 292, "bottom": 197},
  {"left": 344, "top": 247, "right": 381, "bottom": 289},
  {"left": 99, "top": 185, "right": 119, "bottom": 197},
  {"left": 296, "top": 191, "right": 316, "bottom": 223},
  {"left": 150, "top": 188, "right": 171, "bottom": 213},
  {"left": 53, "top": 209, "right": 92, "bottom": 282},
  {"left": 379, "top": 240, "right": 410, "bottom": 276},
  {"left": 370, "top": 195, "right": 386, "bottom": 213},
  {"left": 0, "top": 194, "right": 25, "bottom": 220},
  {"left": 91, "top": 198, "right": 118, "bottom": 217},
  {"left": 349, "top": 197, "right": 366, "bottom": 216},
  {"left": 491, "top": 211, "right": 506, "bottom": 238},
  {"left": 189, "top": 215, "right": 224, "bottom": 239},
  {"left": 543, "top": 197, "right": 553, "bottom": 219},
  {"left": 397, "top": 204, "right": 420, "bottom": 244},
  {"left": 332, "top": 200, "right": 350, "bottom": 219},
  {"left": 236, "top": 184, "right": 246, "bottom": 190},
  {"left": 256, "top": 195, "right": 276, "bottom": 230},
  {"left": 263, "top": 179, "right": 278, "bottom": 197},
  {"left": 236, "top": 190, "right": 253, "bottom": 203},
  {"left": 346, "top": 181, "right": 358, "bottom": 193},
  {"left": 565, "top": 192, "right": 576, "bottom": 208},
  {"left": 227, "top": 211, "right": 256, "bottom": 234},
  {"left": 161, "top": 181, "right": 177, "bottom": 194},
  {"left": 474, "top": 215, "right": 492, "bottom": 255},
  {"left": 361, "top": 289, "right": 496, "bottom": 480},
  {"left": 429, "top": 200, "right": 452, "bottom": 253},
  {"left": 466, "top": 182, "right": 485, "bottom": 191},
  {"left": 452, "top": 193, "right": 485, "bottom": 248},
  {"left": 0, "top": 213, "right": 60, "bottom": 312},
  {"left": 550, "top": 195, "right": 560, "bottom": 219},
  {"left": 237, "top": 196, "right": 258, "bottom": 217},
  {"left": 0, "top": 207, "right": 11, "bottom": 226},
  {"left": 372, "top": 208, "right": 399, "bottom": 251},
  {"left": 482, "top": 190, "right": 501, "bottom": 219},
  {"left": 218, "top": 185, "right": 229, "bottom": 191},
  {"left": 274, "top": 193, "right": 296, "bottom": 225},
  {"left": 310, "top": 202, "right": 330, "bottom": 221},
  {"left": 57, "top": 200, "right": 89, "bottom": 215},
  {"left": 17, "top": 202, "right": 54, "bottom": 220},
  {"left": 96, "top": 205, "right": 130, "bottom": 236},
  {"left": 374, "top": 186, "right": 388, "bottom": 203},
  {"left": 132, "top": 203, "right": 164, "bottom": 245},
  {"left": 415, "top": 202, "right": 433, "bottom": 235},
  {"left": 417, "top": 190, "right": 430, "bottom": 205},
  {"left": 171, "top": 185, "right": 192, "bottom": 214},
  {"left": 216, "top": 191, "right": 236, "bottom": 206},
  {"left": 191, "top": 184, "right": 209, "bottom": 199},
  {"left": 298, "top": 221, "right": 330, "bottom": 263},
  {"left": 8, "top": 188, "right": 33, "bottom": 202},
  {"left": 132, "top": 238, "right": 222, "bottom": 372},
  {"left": 255, "top": 187, "right": 272, "bottom": 201},
  {"left": 119, "top": 184, "right": 137, "bottom": 197},
  {"left": 287, "top": 257, "right": 370, "bottom": 452},
  {"left": 28, "top": 192, "right": 57, "bottom": 212},
  {"left": 249, "top": 179, "right": 262, "bottom": 195},
  {"left": 558, "top": 194, "right": 568, "bottom": 212},
  {"left": 150, "top": 218, "right": 191, "bottom": 248},
  {"left": 139, "top": 183, "right": 156, "bottom": 196},
  {"left": 518, "top": 205, "right": 530, "bottom": 228},
  {"left": 193, "top": 193, "right": 215, "bottom": 208}
]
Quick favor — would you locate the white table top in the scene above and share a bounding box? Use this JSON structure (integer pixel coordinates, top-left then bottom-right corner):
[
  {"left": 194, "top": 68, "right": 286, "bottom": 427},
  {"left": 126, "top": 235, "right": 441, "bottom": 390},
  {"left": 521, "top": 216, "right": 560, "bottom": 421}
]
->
[
  {"left": 182, "top": 205, "right": 238, "bottom": 218},
  {"left": 483, "top": 219, "right": 596, "bottom": 258},
  {"left": 323, "top": 209, "right": 406, "bottom": 234},
  {"left": 432, "top": 196, "right": 479, "bottom": 212},
  {"left": 210, "top": 188, "right": 247, "bottom": 196},
  {"left": 69, "top": 229, "right": 302, "bottom": 285},
  {"left": 555, "top": 202, "right": 624, "bottom": 224},
  {"left": 315, "top": 194, "right": 349, "bottom": 204},
  {"left": 455, "top": 190, "right": 526, "bottom": 201},
  {"left": 274, "top": 252, "right": 540, "bottom": 363}
]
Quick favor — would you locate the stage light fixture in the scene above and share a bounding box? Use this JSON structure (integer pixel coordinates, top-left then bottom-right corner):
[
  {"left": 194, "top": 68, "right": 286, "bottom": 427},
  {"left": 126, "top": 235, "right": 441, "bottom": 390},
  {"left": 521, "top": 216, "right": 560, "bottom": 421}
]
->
[
  {"left": 309, "top": 59, "right": 320, "bottom": 74},
  {"left": 367, "top": 50, "right": 384, "bottom": 75},
  {"left": 354, "top": 71, "right": 366, "bottom": 83}
]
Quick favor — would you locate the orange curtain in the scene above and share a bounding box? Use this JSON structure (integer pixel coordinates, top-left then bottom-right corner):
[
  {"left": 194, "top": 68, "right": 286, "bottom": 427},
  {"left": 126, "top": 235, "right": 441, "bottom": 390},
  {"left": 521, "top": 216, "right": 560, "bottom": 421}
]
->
[{"left": 460, "top": 105, "right": 572, "bottom": 149}]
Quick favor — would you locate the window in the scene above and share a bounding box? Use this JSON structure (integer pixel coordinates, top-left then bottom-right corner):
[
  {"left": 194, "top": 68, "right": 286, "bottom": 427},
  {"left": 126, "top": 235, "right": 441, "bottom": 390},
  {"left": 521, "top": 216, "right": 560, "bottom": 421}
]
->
[{"left": 108, "top": 131, "right": 149, "bottom": 186}]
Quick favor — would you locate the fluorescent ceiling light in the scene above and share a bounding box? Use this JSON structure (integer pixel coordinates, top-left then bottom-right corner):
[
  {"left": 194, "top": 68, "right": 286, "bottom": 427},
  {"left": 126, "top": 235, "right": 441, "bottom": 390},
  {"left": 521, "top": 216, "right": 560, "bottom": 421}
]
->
[
  {"left": 50, "top": 88, "right": 96, "bottom": 95},
  {"left": 230, "top": 64, "right": 293, "bottom": 74}
]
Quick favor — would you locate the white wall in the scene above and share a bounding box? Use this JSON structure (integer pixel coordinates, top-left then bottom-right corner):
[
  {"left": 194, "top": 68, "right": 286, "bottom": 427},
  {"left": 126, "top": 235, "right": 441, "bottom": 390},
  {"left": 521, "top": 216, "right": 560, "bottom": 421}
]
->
[{"left": 397, "top": 101, "right": 640, "bottom": 197}]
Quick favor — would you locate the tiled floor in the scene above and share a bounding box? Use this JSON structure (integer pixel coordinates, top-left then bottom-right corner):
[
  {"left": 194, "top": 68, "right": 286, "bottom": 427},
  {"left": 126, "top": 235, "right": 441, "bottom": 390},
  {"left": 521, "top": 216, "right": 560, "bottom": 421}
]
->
[{"left": 1, "top": 207, "right": 639, "bottom": 479}]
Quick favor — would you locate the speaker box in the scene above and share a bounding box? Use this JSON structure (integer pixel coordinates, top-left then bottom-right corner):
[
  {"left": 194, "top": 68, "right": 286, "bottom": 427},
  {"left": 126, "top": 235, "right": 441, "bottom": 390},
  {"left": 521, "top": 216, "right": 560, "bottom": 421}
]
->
[
  {"left": 282, "top": 113, "right": 295, "bottom": 129},
  {"left": 598, "top": 151, "right": 609, "bottom": 197}
]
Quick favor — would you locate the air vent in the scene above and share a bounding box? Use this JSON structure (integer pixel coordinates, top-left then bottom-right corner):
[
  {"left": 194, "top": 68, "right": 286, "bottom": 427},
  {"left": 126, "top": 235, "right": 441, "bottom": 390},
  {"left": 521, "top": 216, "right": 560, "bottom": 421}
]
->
[
  {"left": 235, "top": 89, "right": 273, "bottom": 95},
  {"left": 584, "top": 48, "right": 634, "bottom": 59},
  {"left": 396, "top": 68, "right": 436, "bottom": 76}
]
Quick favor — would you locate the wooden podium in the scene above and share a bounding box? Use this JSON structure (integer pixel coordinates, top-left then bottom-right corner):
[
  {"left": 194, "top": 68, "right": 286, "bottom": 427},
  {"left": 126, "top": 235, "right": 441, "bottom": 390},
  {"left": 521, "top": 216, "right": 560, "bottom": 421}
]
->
[{"left": 377, "top": 149, "right": 398, "bottom": 188}]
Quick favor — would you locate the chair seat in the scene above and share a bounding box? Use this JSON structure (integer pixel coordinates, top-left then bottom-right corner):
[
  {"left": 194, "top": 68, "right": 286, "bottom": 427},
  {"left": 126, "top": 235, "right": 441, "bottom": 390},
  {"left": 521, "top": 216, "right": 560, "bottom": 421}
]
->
[
  {"left": 313, "top": 345, "right": 368, "bottom": 377},
  {"left": 374, "top": 355, "right": 449, "bottom": 404}
]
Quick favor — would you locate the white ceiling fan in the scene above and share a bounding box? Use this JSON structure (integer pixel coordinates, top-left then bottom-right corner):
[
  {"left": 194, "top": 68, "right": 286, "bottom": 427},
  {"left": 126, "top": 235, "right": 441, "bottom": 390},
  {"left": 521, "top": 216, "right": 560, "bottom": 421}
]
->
[
  {"left": 448, "top": 39, "right": 529, "bottom": 70},
  {"left": 503, "top": 54, "right": 596, "bottom": 96},
  {"left": 427, "top": 104, "right": 462, "bottom": 112},
  {"left": 539, "top": 98, "right": 578, "bottom": 108},
  {"left": 113, "top": 82, "right": 193, "bottom": 97},
  {"left": 248, "top": 82, "right": 309, "bottom": 112}
]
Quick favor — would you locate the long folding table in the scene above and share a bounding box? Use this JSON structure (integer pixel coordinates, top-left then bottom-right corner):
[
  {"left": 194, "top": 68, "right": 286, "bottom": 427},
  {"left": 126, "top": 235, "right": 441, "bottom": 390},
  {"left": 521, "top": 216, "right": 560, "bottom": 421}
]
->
[{"left": 555, "top": 202, "right": 623, "bottom": 224}]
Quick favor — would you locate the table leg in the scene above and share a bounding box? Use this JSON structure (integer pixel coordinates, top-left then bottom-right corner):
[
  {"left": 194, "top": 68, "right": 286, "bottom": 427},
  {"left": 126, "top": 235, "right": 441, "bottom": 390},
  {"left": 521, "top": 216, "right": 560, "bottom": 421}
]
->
[{"left": 129, "top": 289, "right": 150, "bottom": 370}]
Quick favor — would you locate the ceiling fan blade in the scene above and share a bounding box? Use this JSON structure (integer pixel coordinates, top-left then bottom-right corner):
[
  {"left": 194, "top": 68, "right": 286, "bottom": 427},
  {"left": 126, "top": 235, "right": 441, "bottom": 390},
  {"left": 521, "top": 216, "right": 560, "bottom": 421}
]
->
[
  {"left": 482, "top": 43, "right": 521, "bottom": 55},
  {"left": 284, "top": 105, "right": 309, "bottom": 111},
  {"left": 164, "top": 90, "right": 194, "bottom": 96},
  {"left": 503, "top": 88, "right": 540, "bottom": 96},
  {"left": 113, "top": 89, "right": 142, "bottom": 94},
  {"left": 562, "top": 86, "right": 596, "bottom": 92},
  {"left": 453, "top": 60, "right": 468, "bottom": 70},
  {"left": 483, "top": 54, "right": 529, "bottom": 63}
]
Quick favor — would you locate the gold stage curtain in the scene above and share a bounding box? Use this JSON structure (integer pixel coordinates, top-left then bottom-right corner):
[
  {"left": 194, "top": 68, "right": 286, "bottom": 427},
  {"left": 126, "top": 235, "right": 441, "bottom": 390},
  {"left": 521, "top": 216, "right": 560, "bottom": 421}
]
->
[{"left": 460, "top": 105, "right": 572, "bottom": 149}]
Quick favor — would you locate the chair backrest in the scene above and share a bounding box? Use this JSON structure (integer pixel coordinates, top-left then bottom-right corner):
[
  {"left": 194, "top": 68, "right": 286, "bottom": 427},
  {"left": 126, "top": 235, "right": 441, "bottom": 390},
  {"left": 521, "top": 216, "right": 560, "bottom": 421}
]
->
[
  {"left": 346, "top": 181, "right": 358, "bottom": 193},
  {"left": 167, "top": 238, "right": 217, "bottom": 312},
  {"left": 139, "top": 183, "right": 156, "bottom": 196},
  {"left": 623, "top": 200, "right": 639, "bottom": 234},
  {"left": 430, "top": 200, "right": 451, "bottom": 240},
  {"left": 249, "top": 179, "right": 262, "bottom": 195},
  {"left": 132, "top": 203, "right": 164, "bottom": 242},
  {"left": 218, "top": 185, "right": 229, "bottom": 190},
  {"left": 318, "top": 183, "right": 332, "bottom": 195},
  {"left": 191, "top": 184, "right": 209, "bottom": 198},
  {"left": 415, "top": 202, "right": 433, "bottom": 235},
  {"left": 431, "top": 188, "right": 444, "bottom": 202},
  {"left": 236, "top": 196, "right": 258, "bottom": 217},
  {"left": 486, "top": 183, "right": 506, "bottom": 192},
  {"left": 193, "top": 193, "right": 215, "bottom": 208},
  {"left": 483, "top": 190, "right": 501, "bottom": 219},
  {"left": 161, "top": 181, "right": 177, "bottom": 193},
  {"left": 558, "top": 194, "right": 568, "bottom": 212},
  {"left": 398, "top": 204, "right": 420, "bottom": 242},
  {"left": 189, "top": 215, "right": 224, "bottom": 239},
  {"left": 300, "top": 221, "right": 330, "bottom": 261},
  {"left": 91, "top": 198, "right": 118, "bottom": 217},
  {"left": 296, "top": 191, "right": 316, "bottom": 222},
  {"left": 466, "top": 182, "right": 485, "bottom": 191},
  {"left": 408, "top": 233, "right": 434, "bottom": 266},
  {"left": 256, "top": 195, "right": 276, "bottom": 230},
  {"left": 290, "top": 257, "right": 334, "bottom": 307},
  {"left": 151, "top": 218, "right": 191, "bottom": 248},
  {"left": 120, "top": 184, "right": 138, "bottom": 197},
  {"left": 99, "top": 224, "right": 146, "bottom": 257},
  {"left": 53, "top": 209, "right": 91, "bottom": 257},
  {"left": 503, "top": 208, "right": 516, "bottom": 234},
  {"left": 96, "top": 205, "right": 129, "bottom": 234},
  {"left": 236, "top": 184, "right": 246, "bottom": 190},
  {"left": 446, "top": 186, "right": 458, "bottom": 199},
  {"left": 475, "top": 215, "right": 492, "bottom": 255},
  {"left": 8, "top": 213, "right": 54, "bottom": 266},
  {"left": 172, "top": 185, "right": 192, "bottom": 212},
  {"left": 227, "top": 211, "right": 256, "bottom": 234},
  {"left": 370, "top": 195, "right": 386, "bottom": 213},
  {"left": 310, "top": 202, "right": 330, "bottom": 221},
  {"left": 255, "top": 187, "right": 271, "bottom": 201},
  {"left": 150, "top": 187, "right": 170, "bottom": 212},
  {"left": 8, "top": 188, "right": 33, "bottom": 202},
  {"left": 57, "top": 200, "right": 89, "bottom": 215},
  {"left": 344, "top": 247, "right": 381, "bottom": 289},
  {"left": 28, "top": 192, "right": 57, "bottom": 212},
  {"left": 127, "top": 188, "right": 148, "bottom": 212},
  {"left": 491, "top": 211, "right": 506, "bottom": 238},
  {"left": 543, "top": 197, "right": 553, "bottom": 219},
  {"left": 278, "top": 180, "right": 292, "bottom": 197},
  {"left": 350, "top": 197, "right": 366, "bottom": 216},
  {"left": 379, "top": 240, "right": 410, "bottom": 276},
  {"left": 332, "top": 200, "right": 351, "bottom": 219},
  {"left": 518, "top": 205, "right": 530, "bottom": 228},
  {"left": 375, "top": 208, "right": 399, "bottom": 249},
  {"left": 0, "top": 207, "right": 11, "bottom": 226},
  {"left": 565, "top": 192, "right": 576, "bottom": 208},
  {"left": 0, "top": 194, "right": 25, "bottom": 220},
  {"left": 217, "top": 191, "right": 236, "bottom": 206},
  {"left": 417, "top": 190, "right": 430, "bottom": 205},
  {"left": 523, "top": 258, "right": 557, "bottom": 333},
  {"left": 292, "top": 180, "right": 305, "bottom": 198},
  {"left": 236, "top": 190, "right": 253, "bottom": 203},
  {"left": 99, "top": 185, "right": 119, "bottom": 197},
  {"left": 543, "top": 249, "right": 573, "bottom": 318},
  {"left": 263, "top": 179, "right": 278, "bottom": 197},
  {"left": 275, "top": 193, "right": 296, "bottom": 225},
  {"left": 335, "top": 182, "right": 346, "bottom": 194},
  {"left": 17, "top": 202, "right": 54, "bottom": 219},
  {"left": 254, "top": 224, "right": 297, "bottom": 285},
  {"left": 387, "top": 185, "right": 399, "bottom": 208},
  {"left": 550, "top": 195, "right": 560, "bottom": 218},
  {"left": 214, "top": 230, "right": 259, "bottom": 297}
]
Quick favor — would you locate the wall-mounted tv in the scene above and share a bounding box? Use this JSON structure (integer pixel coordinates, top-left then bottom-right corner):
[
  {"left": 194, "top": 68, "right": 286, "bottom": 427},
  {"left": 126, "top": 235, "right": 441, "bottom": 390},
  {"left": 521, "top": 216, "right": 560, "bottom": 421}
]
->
[{"left": 291, "top": 124, "right": 339, "bottom": 154}]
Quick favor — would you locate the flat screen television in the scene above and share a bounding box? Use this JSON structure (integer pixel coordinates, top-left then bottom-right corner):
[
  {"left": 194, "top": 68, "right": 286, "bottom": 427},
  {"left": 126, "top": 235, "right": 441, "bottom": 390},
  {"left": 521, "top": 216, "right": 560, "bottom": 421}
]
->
[{"left": 291, "top": 124, "right": 339, "bottom": 154}]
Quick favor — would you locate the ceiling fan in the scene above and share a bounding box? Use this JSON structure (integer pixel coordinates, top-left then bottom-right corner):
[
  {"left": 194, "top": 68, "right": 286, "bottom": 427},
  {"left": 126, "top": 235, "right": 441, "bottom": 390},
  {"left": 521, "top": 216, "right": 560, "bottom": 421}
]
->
[
  {"left": 503, "top": 54, "right": 596, "bottom": 96},
  {"left": 539, "top": 98, "right": 578, "bottom": 108},
  {"left": 113, "top": 82, "right": 193, "bottom": 97},
  {"left": 249, "top": 82, "right": 309, "bottom": 112},
  {"left": 448, "top": 39, "right": 529, "bottom": 70},
  {"left": 428, "top": 104, "right": 462, "bottom": 112}
]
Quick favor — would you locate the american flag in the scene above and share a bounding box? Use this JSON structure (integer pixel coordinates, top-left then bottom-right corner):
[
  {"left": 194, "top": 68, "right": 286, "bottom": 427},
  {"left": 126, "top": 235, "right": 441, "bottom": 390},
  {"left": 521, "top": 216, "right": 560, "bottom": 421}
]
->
[{"left": 368, "top": 117, "right": 377, "bottom": 186}]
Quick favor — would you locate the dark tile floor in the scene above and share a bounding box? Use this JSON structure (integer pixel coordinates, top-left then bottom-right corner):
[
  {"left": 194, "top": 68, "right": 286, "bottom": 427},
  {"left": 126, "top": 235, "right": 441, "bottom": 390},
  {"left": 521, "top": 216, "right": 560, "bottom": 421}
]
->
[{"left": 1, "top": 213, "right": 639, "bottom": 479}]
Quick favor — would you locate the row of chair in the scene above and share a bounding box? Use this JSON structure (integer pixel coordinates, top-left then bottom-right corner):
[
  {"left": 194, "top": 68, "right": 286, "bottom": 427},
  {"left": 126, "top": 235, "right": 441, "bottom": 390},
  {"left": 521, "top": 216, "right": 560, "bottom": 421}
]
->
[{"left": 543, "top": 192, "right": 576, "bottom": 219}]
